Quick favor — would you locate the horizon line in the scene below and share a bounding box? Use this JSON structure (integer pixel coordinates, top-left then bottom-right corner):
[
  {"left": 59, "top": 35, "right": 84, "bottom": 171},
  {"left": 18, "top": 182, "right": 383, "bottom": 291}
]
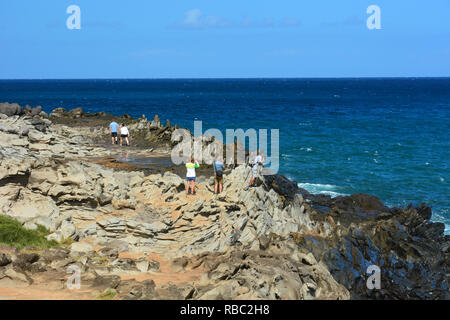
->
[{"left": 1, "top": 76, "right": 450, "bottom": 81}]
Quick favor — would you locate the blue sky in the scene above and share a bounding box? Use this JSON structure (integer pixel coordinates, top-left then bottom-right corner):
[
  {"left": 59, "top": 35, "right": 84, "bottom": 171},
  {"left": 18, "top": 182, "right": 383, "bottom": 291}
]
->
[{"left": 0, "top": 0, "right": 449, "bottom": 78}]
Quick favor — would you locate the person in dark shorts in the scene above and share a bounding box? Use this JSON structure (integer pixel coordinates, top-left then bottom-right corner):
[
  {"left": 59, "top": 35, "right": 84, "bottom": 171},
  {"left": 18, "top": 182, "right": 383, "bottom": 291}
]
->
[
  {"left": 120, "top": 123, "right": 130, "bottom": 147},
  {"left": 213, "top": 156, "right": 224, "bottom": 194},
  {"left": 110, "top": 121, "right": 119, "bottom": 144}
]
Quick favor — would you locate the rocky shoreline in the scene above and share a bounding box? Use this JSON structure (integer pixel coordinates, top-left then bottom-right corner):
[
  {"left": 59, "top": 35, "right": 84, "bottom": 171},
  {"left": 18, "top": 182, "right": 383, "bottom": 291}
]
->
[{"left": 0, "top": 103, "right": 448, "bottom": 300}]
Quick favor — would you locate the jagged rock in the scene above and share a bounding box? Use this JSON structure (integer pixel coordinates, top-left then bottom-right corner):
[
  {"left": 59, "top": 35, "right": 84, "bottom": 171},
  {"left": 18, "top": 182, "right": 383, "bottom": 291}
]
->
[
  {"left": 68, "top": 108, "right": 83, "bottom": 118},
  {"left": 41, "top": 247, "right": 70, "bottom": 262},
  {"left": 135, "top": 258, "right": 160, "bottom": 272},
  {"left": 46, "top": 232, "right": 63, "bottom": 242},
  {"left": 150, "top": 115, "right": 162, "bottom": 129},
  {"left": 47, "top": 220, "right": 79, "bottom": 241},
  {"left": 112, "top": 199, "right": 136, "bottom": 210},
  {"left": 39, "top": 111, "right": 49, "bottom": 119},
  {"left": 5, "top": 189, "right": 60, "bottom": 228},
  {"left": 98, "top": 193, "right": 113, "bottom": 206},
  {"left": 23, "top": 222, "right": 38, "bottom": 231},
  {"left": 111, "top": 258, "right": 136, "bottom": 271},
  {"left": 70, "top": 242, "right": 94, "bottom": 257},
  {"left": 31, "top": 106, "right": 42, "bottom": 116},
  {"left": 198, "top": 280, "right": 242, "bottom": 300},
  {"left": 0, "top": 253, "right": 12, "bottom": 266},
  {"left": 97, "top": 247, "right": 119, "bottom": 259},
  {"left": 28, "top": 130, "right": 52, "bottom": 143},
  {"left": 28, "top": 166, "right": 59, "bottom": 194},
  {"left": 3, "top": 268, "right": 32, "bottom": 284},
  {"left": 12, "top": 253, "right": 40, "bottom": 271},
  {"left": 126, "top": 280, "right": 159, "bottom": 300},
  {"left": 0, "top": 102, "right": 23, "bottom": 116},
  {"left": 49, "top": 108, "right": 67, "bottom": 117},
  {"left": 100, "top": 240, "right": 129, "bottom": 253},
  {"left": 300, "top": 252, "right": 317, "bottom": 266},
  {"left": 92, "top": 275, "right": 121, "bottom": 289},
  {"left": 0, "top": 105, "right": 447, "bottom": 301},
  {"left": 162, "top": 171, "right": 185, "bottom": 193}
]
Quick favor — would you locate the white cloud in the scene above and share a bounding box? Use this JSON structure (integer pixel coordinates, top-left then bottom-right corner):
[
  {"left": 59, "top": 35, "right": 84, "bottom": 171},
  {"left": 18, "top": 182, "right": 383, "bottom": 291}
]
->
[
  {"left": 175, "top": 9, "right": 230, "bottom": 29},
  {"left": 171, "top": 9, "right": 301, "bottom": 30},
  {"left": 185, "top": 9, "right": 202, "bottom": 25}
]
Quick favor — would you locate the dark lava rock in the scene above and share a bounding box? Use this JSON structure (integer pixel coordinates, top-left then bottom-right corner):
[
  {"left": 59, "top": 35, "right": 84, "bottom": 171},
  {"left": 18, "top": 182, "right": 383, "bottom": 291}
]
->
[
  {"left": 0, "top": 253, "right": 12, "bottom": 266},
  {"left": 13, "top": 253, "right": 40, "bottom": 270},
  {"left": 93, "top": 275, "right": 121, "bottom": 289},
  {"left": 40, "top": 247, "right": 70, "bottom": 263},
  {"left": 111, "top": 258, "right": 136, "bottom": 270},
  {"left": 294, "top": 200, "right": 449, "bottom": 299},
  {"left": 126, "top": 279, "right": 159, "bottom": 300},
  {"left": 264, "top": 174, "right": 299, "bottom": 200}
]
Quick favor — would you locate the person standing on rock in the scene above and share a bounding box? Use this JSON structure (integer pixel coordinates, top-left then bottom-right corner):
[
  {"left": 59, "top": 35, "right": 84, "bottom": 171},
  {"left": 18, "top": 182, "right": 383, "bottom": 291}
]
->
[
  {"left": 213, "top": 156, "right": 224, "bottom": 194},
  {"left": 120, "top": 123, "right": 130, "bottom": 147},
  {"left": 109, "top": 121, "right": 119, "bottom": 145},
  {"left": 186, "top": 157, "right": 200, "bottom": 195},
  {"left": 248, "top": 151, "right": 264, "bottom": 188}
]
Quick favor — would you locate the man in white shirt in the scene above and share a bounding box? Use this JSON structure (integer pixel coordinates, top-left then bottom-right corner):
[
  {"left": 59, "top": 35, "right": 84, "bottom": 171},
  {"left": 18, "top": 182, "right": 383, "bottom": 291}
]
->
[
  {"left": 248, "top": 151, "right": 264, "bottom": 187},
  {"left": 119, "top": 123, "right": 130, "bottom": 147}
]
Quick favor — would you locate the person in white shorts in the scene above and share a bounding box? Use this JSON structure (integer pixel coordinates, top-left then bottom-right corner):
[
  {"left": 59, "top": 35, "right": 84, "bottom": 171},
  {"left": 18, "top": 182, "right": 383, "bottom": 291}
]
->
[
  {"left": 120, "top": 124, "right": 130, "bottom": 147},
  {"left": 248, "top": 151, "right": 264, "bottom": 187}
]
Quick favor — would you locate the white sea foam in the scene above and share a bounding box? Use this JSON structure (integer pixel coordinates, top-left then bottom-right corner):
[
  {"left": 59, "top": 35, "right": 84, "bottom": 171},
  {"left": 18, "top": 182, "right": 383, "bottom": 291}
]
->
[
  {"left": 431, "top": 210, "right": 450, "bottom": 235},
  {"left": 297, "top": 183, "right": 347, "bottom": 198}
]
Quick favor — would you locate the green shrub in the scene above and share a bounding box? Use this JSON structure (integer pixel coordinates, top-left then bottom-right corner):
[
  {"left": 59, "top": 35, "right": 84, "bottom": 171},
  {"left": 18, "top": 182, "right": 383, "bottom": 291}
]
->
[
  {"left": 0, "top": 215, "right": 58, "bottom": 249},
  {"left": 97, "top": 289, "right": 117, "bottom": 300}
]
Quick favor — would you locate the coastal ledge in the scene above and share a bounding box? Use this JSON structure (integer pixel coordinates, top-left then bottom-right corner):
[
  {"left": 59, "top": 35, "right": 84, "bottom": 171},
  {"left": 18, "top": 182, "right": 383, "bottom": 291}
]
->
[{"left": 0, "top": 104, "right": 448, "bottom": 300}]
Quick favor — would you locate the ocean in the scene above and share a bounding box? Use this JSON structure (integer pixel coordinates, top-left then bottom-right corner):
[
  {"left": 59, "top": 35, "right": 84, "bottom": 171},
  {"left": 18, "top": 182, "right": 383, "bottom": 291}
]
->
[{"left": 0, "top": 78, "right": 449, "bottom": 234}]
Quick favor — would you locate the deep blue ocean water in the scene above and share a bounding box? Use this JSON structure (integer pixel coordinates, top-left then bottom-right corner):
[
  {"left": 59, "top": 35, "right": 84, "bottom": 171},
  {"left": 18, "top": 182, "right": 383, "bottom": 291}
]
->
[{"left": 0, "top": 78, "right": 449, "bottom": 234}]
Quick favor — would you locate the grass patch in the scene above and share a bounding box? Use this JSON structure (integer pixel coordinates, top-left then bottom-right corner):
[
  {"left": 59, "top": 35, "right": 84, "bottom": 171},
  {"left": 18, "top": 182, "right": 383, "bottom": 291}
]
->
[
  {"left": 59, "top": 237, "right": 75, "bottom": 248},
  {"left": 90, "top": 255, "right": 110, "bottom": 265},
  {"left": 0, "top": 215, "right": 58, "bottom": 249},
  {"left": 97, "top": 289, "right": 117, "bottom": 300}
]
